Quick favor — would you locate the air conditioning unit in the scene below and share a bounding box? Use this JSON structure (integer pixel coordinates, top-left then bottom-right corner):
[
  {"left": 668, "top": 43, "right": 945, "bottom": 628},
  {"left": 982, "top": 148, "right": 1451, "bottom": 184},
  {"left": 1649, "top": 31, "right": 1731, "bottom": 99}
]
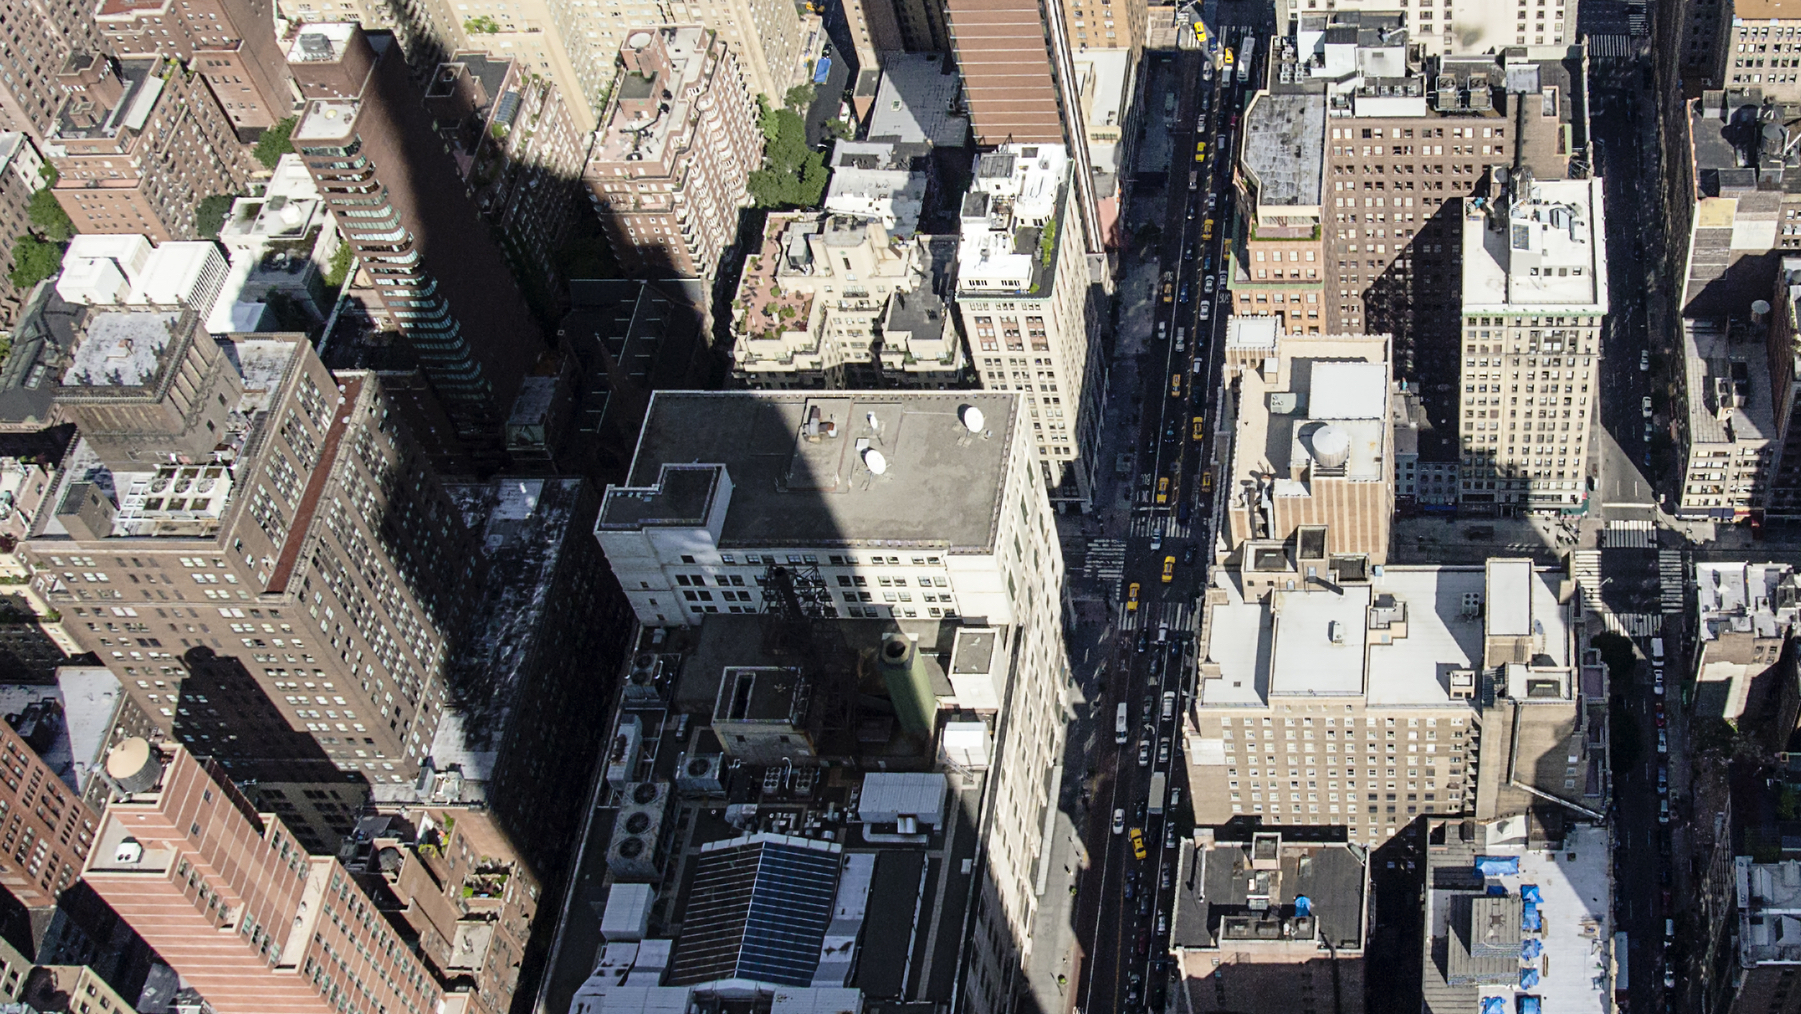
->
[
  {"left": 675, "top": 751, "right": 724, "bottom": 795},
  {"left": 606, "top": 781, "right": 671, "bottom": 881},
  {"left": 113, "top": 837, "right": 143, "bottom": 864},
  {"left": 606, "top": 716, "right": 644, "bottom": 789},
  {"left": 623, "top": 653, "right": 662, "bottom": 703}
]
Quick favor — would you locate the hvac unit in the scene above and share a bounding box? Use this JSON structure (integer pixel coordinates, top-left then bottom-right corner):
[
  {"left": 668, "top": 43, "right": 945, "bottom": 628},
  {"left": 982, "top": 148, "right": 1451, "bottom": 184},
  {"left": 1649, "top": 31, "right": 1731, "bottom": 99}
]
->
[
  {"left": 606, "top": 781, "right": 671, "bottom": 881},
  {"left": 675, "top": 751, "right": 724, "bottom": 795},
  {"left": 624, "top": 653, "right": 662, "bottom": 703}
]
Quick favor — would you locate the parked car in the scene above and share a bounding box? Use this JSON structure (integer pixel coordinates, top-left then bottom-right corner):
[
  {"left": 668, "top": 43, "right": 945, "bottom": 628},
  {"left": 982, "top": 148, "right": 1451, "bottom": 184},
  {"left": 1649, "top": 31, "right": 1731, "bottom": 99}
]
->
[
  {"left": 1643, "top": 396, "right": 1653, "bottom": 418},
  {"left": 1641, "top": 350, "right": 1650, "bottom": 371},
  {"left": 1199, "top": 300, "right": 1212, "bottom": 320},
  {"left": 1138, "top": 741, "right": 1151, "bottom": 766}
]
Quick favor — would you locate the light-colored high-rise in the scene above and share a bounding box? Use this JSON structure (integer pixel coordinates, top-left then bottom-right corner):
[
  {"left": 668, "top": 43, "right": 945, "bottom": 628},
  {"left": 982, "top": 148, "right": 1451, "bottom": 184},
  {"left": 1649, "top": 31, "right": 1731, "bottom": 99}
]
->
[
  {"left": 1219, "top": 328, "right": 1394, "bottom": 565},
  {"left": 956, "top": 144, "right": 1106, "bottom": 511},
  {"left": 593, "top": 389, "right": 1073, "bottom": 1014},
  {"left": 1456, "top": 175, "right": 1608, "bottom": 514},
  {"left": 1186, "top": 557, "right": 1599, "bottom": 845},
  {"left": 1274, "top": 0, "right": 1573, "bottom": 53}
]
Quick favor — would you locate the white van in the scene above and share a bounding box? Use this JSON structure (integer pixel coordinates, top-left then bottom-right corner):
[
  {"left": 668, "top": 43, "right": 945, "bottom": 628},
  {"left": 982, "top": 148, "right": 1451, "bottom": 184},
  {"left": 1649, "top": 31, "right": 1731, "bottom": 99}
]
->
[
  {"left": 1116, "top": 703, "right": 1129, "bottom": 744},
  {"left": 1651, "top": 637, "right": 1665, "bottom": 662}
]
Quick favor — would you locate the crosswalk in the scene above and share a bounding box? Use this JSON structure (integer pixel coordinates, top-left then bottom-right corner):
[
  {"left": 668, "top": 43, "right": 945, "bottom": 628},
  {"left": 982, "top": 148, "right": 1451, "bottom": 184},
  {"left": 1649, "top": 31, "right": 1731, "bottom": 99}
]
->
[
  {"left": 1600, "top": 612, "right": 1663, "bottom": 638},
  {"left": 1659, "top": 550, "right": 1685, "bottom": 615},
  {"left": 1084, "top": 538, "right": 1126, "bottom": 582},
  {"left": 1130, "top": 512, "right": 1195, "bottom": 541},
  {"left": 1603, "top": 520, "right": 1656, "bottom": 548},
  {"left": 1118, "top": 599, "right": 1196, "bottom": 633},
  {"left": 1571, "top": 550, "right": 1602, "bottom": 605}
]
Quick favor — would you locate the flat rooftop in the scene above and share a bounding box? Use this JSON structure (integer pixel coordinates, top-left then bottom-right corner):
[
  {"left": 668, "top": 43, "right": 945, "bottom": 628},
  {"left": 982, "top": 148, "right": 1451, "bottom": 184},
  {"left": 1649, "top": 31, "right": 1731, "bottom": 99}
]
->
[
  {"left": 1422, "top": 824, "right": 1612, "bottom": 1014},
  {"left": 1697, "top": 562, "right": 1800, "bottom": 640},
  {"left": 1461, "top": 178, "right": 1609, "bottom": 313},
  {"left": 1738, "top": 858, "right": 1801, "bottom": 965},
  {"left": 866, "top": 52, "right": 968, "bottom": 148},
  {"left": 590, "top": 27, "right": 715, "bottom": 165},
  {"left": 1242, "top": 92, "right": 1325, "bottom": 209},
  {"left": 1201, "top": 565, "right": 1567, "bottom": 707},
  {"left": 1187, "top": 833, "right": 1366, "bottom": 951},
  {"left": 600, "top": 391, "right": 1023, "bottom": 552},
  {"left": 293, "top": 99, "right": 359, "bottom": 143},
  {"left": 60, "top": 311, "right": 176, "bottom": 387},
  {"left": 1683, "top": 318, "right": 1775, "bottom": 449}
]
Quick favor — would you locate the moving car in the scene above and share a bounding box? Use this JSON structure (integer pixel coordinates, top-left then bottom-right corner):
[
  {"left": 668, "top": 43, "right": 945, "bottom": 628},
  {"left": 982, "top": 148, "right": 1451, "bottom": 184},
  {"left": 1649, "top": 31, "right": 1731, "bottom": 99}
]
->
[
  {"left": 1202, "top": 218, "right": 1215, "bottom": 241},
  {"left": 1183, "top": 544, "right": 1196, "bottom": 565},
  {"left": 1201, "top": 470, "right": 1214, "bottom": 492},
  {"left": 1161, "top": 690, "right": 1176, "bottom": 720},
  {"left": 1199, "top": 300, "right": 1211, "bottom": 320},
  {"left": 1172, "top": 371, "right": 1184, "bottom": 397},
  {"left": 1157, "top": 739, "right": 1170, "bottom": 764},
  {"left": 1179, "top": 282, "right": 1191, "bottom": 303},
  {"left": 1113, "top": 808, "right": 1125, "bottom": 834},
  {"left": 1193, "top": 416, "right": 1206, "bottom": 441},
  {"left": 1641, "top": 350, "right": 1650, "bottom": 371},
  {"left": 1643, "top": 396, "right": 1653, "bottom": 418},
  {"left": 1157, "top": 476, "right": 1170, "bottom": 504},
  {"left": 1126, "top": 582, "right": 1140, "bottom": 612},
  {"left": 1138, "top": 741, "right": 1151, "bottom": 767},
  {"left": 1204, "top": 275, "right": 1215, "bottom": 293},
  {"left": 1162, "top": 555, "right": 1176, "bottom": 583},
  {"left": 1157, "top": 321, "right": 1167, "bottom": 341},
  {"left": 1130, "top": 828, "right": 1147, "bottom": 859}
]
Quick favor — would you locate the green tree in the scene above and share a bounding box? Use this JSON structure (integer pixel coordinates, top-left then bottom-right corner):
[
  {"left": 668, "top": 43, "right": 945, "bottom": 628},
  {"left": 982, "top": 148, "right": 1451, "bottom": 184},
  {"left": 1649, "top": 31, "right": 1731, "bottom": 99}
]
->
[
  {"left": 195, "top": 193, "right": 238, "bottom": 239},
  {"left": 784, "top": 84, "right": 816, "bottom": 111},
  {"left": 746, "top": 106, "right": 827, "bottom": 209},
  {"left": 254, "top": 117, "right": 297, "bottom": 169},
  {"left": 464, "top": 14, "right": 500, "bottom": 32},
  {"left": 8, "top": 234, "right": 62, "bottom": 290},
  {"left": 322, "top": 242, "right": 355, "bottom": 289},
  {"left": 26, "top": 188, "right": 73, "bottom": 243}
]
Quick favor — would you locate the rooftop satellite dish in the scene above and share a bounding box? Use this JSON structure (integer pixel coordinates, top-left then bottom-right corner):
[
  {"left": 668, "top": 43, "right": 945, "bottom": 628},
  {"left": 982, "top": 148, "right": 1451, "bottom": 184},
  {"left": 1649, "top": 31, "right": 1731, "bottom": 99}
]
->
[
  {"left": 960, "top": 405, "right": 985, "bottom": 433},
  {"left": 863, "top": 448, "right": 889, "bottom": 474},
  {"left": 867, "top": 411, "right": 881, "bottom": 432}
]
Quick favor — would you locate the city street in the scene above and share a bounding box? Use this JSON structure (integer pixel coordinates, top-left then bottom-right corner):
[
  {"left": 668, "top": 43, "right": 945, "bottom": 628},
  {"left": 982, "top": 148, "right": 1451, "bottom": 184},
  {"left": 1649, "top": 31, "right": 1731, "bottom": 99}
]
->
[{"left": 1063, "top": 6, "right": 1272, "bottom": 1012}]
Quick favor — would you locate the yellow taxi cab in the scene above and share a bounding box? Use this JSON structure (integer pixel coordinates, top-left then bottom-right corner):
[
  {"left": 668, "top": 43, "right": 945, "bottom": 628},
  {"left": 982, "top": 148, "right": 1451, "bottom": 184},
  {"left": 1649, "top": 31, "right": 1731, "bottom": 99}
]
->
[
  {"left": 1171, "top": 372, "right": 1182, "bottom": 398},
  {"left": 1196, "top": 141, "right": 1207, "bottom": 158},
  {"left": 1203, "top": 218, "right": 1215, "bottom": 241},
  {"left": 1161, "top": 278, "right": 1174, "bottom": 304},
  {"left": 1126, "top": 582, "right": 1140, "bottom": 612},
  {"left": 1162, "top": 556, "right": 1176, "bottom": 584},
  {"left": 1194, "top": 147, "right": 1206, "bottom": 163},
  {"left": 1192, "top": 416, "right": 1205, "bottom": 441},
  {"left": 1129, "top": 828, "right": 1147, "bottom": 860},
  {"left": 1201, "top": 470, "right": 1214, "bottom": 492},
  {"left": 1156, "top": 476, "right": 1170, "bottom": 504}
]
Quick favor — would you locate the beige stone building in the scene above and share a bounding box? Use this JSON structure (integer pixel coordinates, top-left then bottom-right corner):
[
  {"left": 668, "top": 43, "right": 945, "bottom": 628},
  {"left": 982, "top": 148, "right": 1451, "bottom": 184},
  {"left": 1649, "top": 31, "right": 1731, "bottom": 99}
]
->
[
  {"left": 584, "top": 27, "right": 762, "bottom": 283},
  {"left": 1456, "top": 176, "right": 1608, "bottom": 514},
  {"left": 1220, "top": 329, "right": 1393, "bottom": 566},
  {"left": 731, "top": 213, "right": 963, "bottom": 388},
  {"left": 1274, "top": 0, "right": 1574, "bottom": 54},
  {"left": 1722, "top": 0, "right": 1801, "bottom": 99},
  {"left": 957, "top": 145, "right": 1106, "bottom": 510},
  {"left": 1187, "top": 557, "right": 1600, "bottom": 845}
]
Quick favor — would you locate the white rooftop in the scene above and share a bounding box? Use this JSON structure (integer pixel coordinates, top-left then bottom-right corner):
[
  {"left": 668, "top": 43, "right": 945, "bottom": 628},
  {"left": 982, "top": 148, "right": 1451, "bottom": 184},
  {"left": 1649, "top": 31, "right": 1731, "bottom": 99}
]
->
[
  {"left": 1202, "top": 564, "right": 1569, "bottom": 707},
  {"left": 1697, "top": 562, "right": 1800, "bottom": 641},
  {"left": 61, "top": 312, "right": 176, "bottom": 387},
  {"left": 1308, "top": 362, "right": 1385, "bottom": 420},
  {"left": 1461, "top": 178, "right": 1609, "bottom": 314}
]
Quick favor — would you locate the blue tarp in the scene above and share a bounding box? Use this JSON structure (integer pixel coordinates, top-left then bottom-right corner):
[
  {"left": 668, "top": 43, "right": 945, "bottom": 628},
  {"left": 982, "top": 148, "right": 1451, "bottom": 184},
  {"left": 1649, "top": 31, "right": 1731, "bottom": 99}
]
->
[
  {"left": 1521, "top": 885, "right": 1543, "bottom": 903},
  {"left": 1476, "top": 856, "right": 1521, "bottom": 877},
  {"left": 1295, "top": 895, "right": 1312, "bottom": 916},
  {"left": 1519, "top": 997, "right": 1542, "bottom": 1014},
  {"left": 1482, "top": 998, "right": 1507, "bottom": 1014},
  {"left": 1520, "top": 970, "right": 1540, "bottom": 989},
  {"left": 1487, "top": 885, "right": 1508, "bottom": 896},
  {"left": 813, "top": 57, "right": 832, "bottom": 84},
  {"left": 1521, "top": 940, "right": 1543, "bottom": 960},
  {"left": 1522, "top": 901, "right": 1542, "bottom": 932}
]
